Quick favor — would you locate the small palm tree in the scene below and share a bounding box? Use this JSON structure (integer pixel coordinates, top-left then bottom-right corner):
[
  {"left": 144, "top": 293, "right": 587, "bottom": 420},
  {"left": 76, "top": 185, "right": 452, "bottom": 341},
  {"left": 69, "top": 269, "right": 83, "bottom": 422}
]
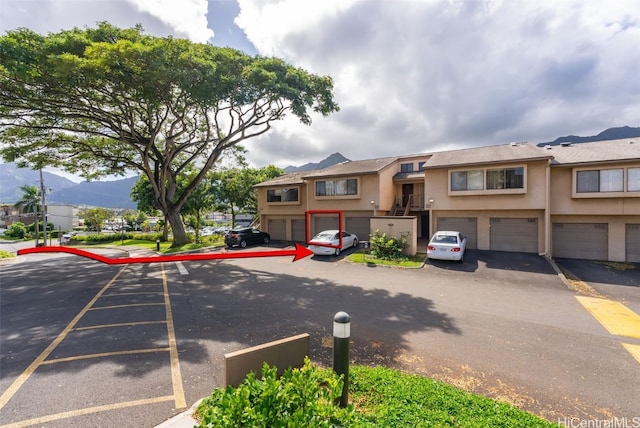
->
[{"left": 14, "top": 185, "right": 41, "bottom": 214}]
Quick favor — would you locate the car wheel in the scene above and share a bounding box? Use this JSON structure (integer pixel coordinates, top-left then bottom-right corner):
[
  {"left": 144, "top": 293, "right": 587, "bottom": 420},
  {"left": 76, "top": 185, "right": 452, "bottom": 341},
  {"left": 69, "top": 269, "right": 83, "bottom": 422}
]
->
[
  {"left": 335, "top": 247, "right": 341, "bottom": 256},
  {"left": 353, "top": 238, "right": 358, "bottom": 248},
  {"left": 240, "top": 240, "right": 247, "bottom": 248},
  {"left": 458, "top": 253, "right": 464, "bottom": 263},
  {"left": 263, "top": 237, "right": 270, "bottom": 244}
]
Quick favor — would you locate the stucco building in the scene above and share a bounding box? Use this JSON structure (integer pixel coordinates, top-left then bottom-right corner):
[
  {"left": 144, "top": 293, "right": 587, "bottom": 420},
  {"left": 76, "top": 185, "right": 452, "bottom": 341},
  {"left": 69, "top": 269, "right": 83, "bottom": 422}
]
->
[{"left": 255, "top": 139, "right": 640, "bottom": 262}]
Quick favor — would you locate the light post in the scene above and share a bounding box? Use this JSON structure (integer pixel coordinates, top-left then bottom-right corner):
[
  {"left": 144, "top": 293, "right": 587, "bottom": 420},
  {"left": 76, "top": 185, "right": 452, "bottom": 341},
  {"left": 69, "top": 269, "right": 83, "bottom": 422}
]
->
[{"left": 333, "top": 311, "right": 351, "bottom": 408}]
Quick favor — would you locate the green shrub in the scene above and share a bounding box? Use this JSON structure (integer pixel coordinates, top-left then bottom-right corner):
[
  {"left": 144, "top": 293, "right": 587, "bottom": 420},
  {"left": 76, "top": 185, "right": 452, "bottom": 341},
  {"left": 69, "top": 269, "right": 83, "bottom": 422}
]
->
[
  {"left": 369, "top": 230, "right": 408, "bottom": 260},
  {"left": 0, "top": 250, "right": 15, "bottom": 259},
  {"left": 71, "top": 232, "right": 164, "bottom": 243},
  {"left": 4, "top": 222, "right": 27, "bottom": 239},
  {"left": 195, "top": 358, "right": 363, "bottom": 427}
]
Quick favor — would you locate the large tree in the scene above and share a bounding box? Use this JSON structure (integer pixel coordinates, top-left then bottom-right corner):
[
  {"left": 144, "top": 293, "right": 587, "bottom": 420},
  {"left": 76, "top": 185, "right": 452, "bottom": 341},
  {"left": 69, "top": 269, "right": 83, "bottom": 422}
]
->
[
  {"left": 0, "top": 23, "right": 338, "bottom": 246},
  {"left": 211, "top": 164, "right": 283, "bottom": 226},
  {"left": 14, "top": 184, "right": 41, "bottom": 216}
]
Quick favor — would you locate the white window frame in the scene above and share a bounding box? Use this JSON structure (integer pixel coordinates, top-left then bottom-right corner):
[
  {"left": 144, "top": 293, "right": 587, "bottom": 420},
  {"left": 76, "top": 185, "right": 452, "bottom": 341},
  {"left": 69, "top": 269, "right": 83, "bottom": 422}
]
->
[
  {"left": 572, "top": 166, "right": 640, "bottom": 198},
  {"left": 314, "top": 178, "right": 360, "bottom": 199},
  {"left": 266, "top": 186, "right": 301, "bottom": 205},
  {"left": 448, "top": 165, "right": 527, "bottom": 196}
]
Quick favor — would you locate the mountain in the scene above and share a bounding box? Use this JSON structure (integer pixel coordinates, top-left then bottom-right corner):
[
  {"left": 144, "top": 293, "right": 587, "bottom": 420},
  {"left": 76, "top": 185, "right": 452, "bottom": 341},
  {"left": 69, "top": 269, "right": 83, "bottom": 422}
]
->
[
  {"left": 0, "top": 163, "right": 76, "bottom": 203},
  {"left": 538, "top": 126, "right": 640, "bottom": 146},
  {"left": 48, "top": 176, "right": 139, "bottom": 209},
  {"left": 284, "top": 152, "right": 350, "bottom": 172}
]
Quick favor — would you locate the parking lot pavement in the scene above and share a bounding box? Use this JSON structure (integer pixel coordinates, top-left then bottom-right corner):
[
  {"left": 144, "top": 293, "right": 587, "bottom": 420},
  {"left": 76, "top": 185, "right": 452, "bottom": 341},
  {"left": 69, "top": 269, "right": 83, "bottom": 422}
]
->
[{"left": 554, "top": 258, "right": 640, "bottom": 303}]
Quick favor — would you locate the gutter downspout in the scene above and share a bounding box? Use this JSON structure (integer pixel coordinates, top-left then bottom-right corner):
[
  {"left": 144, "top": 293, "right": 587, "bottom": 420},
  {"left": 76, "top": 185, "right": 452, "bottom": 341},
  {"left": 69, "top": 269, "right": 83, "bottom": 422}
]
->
[{"left": 544, "top": 159, "right": 552, "bottom": 257}]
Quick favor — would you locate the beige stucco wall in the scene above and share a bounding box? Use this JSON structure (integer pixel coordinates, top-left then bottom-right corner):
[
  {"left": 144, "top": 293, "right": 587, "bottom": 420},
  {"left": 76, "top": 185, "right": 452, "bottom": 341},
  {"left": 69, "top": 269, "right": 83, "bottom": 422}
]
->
[
  {"left": 424, "top": 161, "right": 549, "bottom": 211},
  {"left": 550, "top": 165, "right": 640, "bottom": 215},
  {"left": 370, "top": 216, "right": 418, "bottom": 255},
  {"left": 549, "top": 214, "right": 638, "bottom": 262},
  {"left": 430, "top": 209, "right": 545, "bottom": 253}
]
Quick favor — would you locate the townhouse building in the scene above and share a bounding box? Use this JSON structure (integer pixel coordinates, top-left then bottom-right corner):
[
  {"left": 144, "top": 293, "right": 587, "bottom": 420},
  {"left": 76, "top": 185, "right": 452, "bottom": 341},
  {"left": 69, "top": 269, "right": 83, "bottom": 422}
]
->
[{"left": 255, "top": 138, "right": 640, "bottom": 262}]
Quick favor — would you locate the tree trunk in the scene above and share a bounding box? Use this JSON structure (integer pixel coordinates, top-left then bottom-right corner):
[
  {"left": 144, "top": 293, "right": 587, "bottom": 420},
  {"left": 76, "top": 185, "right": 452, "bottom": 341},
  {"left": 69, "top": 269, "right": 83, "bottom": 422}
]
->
[{"left": 166, "top": 209, "right": 188, "bottom": 247}]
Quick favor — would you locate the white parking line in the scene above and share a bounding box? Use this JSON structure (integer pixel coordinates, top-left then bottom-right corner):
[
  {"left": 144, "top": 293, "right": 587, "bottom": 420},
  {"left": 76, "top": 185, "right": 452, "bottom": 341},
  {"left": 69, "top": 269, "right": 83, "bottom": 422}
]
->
[{"left": 175, "top": 261, "right": 189, "bottom": 275}]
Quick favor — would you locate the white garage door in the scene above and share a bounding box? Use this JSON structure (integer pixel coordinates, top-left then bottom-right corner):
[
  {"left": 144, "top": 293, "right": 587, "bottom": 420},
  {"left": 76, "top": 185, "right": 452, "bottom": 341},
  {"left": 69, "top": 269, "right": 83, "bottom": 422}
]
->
[
  {"left": 267, "top": 219, "right": 286, "bottom": 241},
  {"left": 437, "top": 217, "right": 477, "bottom": 249},
  {"left": 346, "top": 217, "right": 370, "bottom": 241},
  {"left": 292, "top": 219, "right": 306, "bottom": 243},
  {"left": 626, "top": 224, "right": 640, "bottom": 263},
  {"left": 553, "top": 223, "right": 608, "bottom": 260},
  {"left": 490, "top": 218, "right": 538, "bottom": 253}
]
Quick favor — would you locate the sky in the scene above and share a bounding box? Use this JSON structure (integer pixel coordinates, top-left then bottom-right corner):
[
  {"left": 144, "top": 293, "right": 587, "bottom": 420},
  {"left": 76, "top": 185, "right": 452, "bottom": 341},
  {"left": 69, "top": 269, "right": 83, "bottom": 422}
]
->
[{"left": 1, "top": 0, "right": 640, "bottom": 176}]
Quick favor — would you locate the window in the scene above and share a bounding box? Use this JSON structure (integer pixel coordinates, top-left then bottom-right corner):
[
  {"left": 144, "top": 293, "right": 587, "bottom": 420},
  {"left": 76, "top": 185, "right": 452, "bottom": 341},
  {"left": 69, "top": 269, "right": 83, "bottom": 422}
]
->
[
  {"left": 486, "top": 167, "right": 524, "bottom": 189},
  {"left": 315, "top": 179, "right": 358, "bottom": 196},
  {"left": 450, "top": 167, "right": 524, "bottom": 192},
  {"left": 267, "top": 187, "right": 299, "bottom": 202},
  {"left": 627, "top": 168, "right": 640, "bottom": 192},
  {"left": 450, "top": 170, "right": 484, "bottom": 191},
  {"left": 401, "top": 163, "right": 414, "bottom": 172},
  {"left": 577, "top": 169, "right": 623, "bottom": 193},
  {"left": 418, "top": 161, "right": 426, "bottom": 170}
]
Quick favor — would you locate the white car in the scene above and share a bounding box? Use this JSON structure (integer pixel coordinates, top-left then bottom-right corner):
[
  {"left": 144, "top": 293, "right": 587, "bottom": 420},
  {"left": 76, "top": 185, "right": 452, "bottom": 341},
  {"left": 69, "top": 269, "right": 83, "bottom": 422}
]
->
[
  {"left": 427, "top": 231, "right": 467, "bottom": 262},
  {"left": 308, "top": 230, "right": 359, "bottom": 256}
]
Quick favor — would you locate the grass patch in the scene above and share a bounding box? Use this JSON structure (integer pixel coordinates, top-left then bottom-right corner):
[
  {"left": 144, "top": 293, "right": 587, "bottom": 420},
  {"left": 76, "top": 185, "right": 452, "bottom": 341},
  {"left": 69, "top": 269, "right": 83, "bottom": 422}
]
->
[
  {"left": 347, "top": 251, "right": 426, "bottom": 268},
  {"left": 194, "top": 363, "right": 557, "bottom": 427},
  {"left": 350, "top": 365, "right": 557, "bottom": 427},
  {"left": 79, "top": 238, "right": 225, "bottom": 253},
  {"left": 0, "top": 250, "right": 16, "bottom": 259}
]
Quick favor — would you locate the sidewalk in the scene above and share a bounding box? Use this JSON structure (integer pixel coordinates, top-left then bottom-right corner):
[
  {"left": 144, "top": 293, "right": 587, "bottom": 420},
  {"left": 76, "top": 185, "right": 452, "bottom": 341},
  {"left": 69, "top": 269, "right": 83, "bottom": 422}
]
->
[{"left": 155, "top": 400, "right": 202, "bottom": 428}]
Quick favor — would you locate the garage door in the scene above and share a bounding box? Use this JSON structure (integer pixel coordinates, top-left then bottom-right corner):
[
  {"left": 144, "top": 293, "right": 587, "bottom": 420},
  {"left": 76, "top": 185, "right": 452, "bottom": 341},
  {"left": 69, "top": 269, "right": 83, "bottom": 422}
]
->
[
  {"left": 553, "top": 223, "right": 608, "bottom": 260},
  {"left": 292, "top": 219, "right": 306, "bottom": 243},
  {"left": 313, "top": 216, "right": 340, "bottom": 237},
  {"left": 346, "top": 217, "right": 371, "bottom": 241},
  {"left": 267, "top": 219, "right": 286, "bottom": 241},
  {"left": 437, "top": 217, "right": 477, "bottom": 249},
  {"left": 490, "top": 218, "right": 538, "bottom": 253},
  {"left": 626, "top": 224, "right": 640, "bottom": 263}
]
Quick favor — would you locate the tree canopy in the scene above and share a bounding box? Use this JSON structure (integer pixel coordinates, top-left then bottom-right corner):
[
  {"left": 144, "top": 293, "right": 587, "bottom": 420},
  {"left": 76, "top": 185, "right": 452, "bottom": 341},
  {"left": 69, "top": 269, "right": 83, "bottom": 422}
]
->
[{"left": 0, "top": 23, "right": 338, "bottom": 245}]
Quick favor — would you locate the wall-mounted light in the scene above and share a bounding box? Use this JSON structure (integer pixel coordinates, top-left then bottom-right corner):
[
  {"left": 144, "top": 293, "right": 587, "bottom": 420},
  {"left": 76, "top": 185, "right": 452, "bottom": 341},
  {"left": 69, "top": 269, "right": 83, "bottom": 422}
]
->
[{"left": 428, "top": 198, "right": 435, "bottom": 204}]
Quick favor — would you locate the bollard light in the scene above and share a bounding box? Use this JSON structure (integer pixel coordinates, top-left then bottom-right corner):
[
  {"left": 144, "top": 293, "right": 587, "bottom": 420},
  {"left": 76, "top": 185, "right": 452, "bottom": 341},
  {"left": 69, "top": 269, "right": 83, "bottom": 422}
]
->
[
  {"left": 333, "top": 311, "right": 350, "bottom": 408},
  {"left": 156, "top": 239, "right": 160, "bottom": 251}
]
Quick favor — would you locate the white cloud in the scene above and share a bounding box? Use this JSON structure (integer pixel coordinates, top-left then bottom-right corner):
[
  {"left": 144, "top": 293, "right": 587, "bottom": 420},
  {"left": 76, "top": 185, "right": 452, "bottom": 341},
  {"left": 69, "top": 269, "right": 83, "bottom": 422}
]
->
[
  {"left": 127, "top": 0, "right": 214, "bottom": 42},
  {"left": 235, "top": 0, "right": 640, "bottom": 168},
  {"left": 2, "top": 0, "right": 639, "bottom": 171}
]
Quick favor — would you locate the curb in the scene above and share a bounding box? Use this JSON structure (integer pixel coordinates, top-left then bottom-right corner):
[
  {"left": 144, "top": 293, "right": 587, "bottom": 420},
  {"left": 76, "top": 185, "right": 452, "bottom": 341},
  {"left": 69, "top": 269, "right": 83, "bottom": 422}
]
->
[{"left": 154, "top": 399, "right": 202, "bottom": 428}]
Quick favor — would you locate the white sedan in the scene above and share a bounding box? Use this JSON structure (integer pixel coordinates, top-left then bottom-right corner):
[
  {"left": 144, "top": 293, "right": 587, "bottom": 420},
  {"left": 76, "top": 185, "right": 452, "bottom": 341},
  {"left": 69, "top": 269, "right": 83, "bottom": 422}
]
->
[
  {"left": 427, "top": 231, "right": 467, "bottom": 262},
  {"left": 308, "top": 230, "right": 359, "bottom": 256}
]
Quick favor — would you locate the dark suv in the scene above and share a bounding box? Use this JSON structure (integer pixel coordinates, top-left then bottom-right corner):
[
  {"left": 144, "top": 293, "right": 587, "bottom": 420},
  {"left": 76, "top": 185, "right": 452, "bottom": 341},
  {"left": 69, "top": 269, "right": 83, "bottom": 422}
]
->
[{"left": 224, "top": 228, "right": 271, "bottom": 248}]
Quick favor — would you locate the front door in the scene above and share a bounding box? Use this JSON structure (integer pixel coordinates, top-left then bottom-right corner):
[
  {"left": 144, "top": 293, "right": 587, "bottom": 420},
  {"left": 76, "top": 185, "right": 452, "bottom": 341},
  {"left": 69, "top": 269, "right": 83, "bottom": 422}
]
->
[{"left": 402, "top": 184, "right": 413, "bottom": 207}]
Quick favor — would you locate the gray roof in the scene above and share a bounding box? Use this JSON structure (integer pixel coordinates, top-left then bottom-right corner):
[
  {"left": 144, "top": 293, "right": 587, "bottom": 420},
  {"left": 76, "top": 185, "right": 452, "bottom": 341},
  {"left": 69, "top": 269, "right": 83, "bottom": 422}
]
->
[
  {"left": 254, "top": 172, "right": 306, "bottom": 187},
  {"left": 393, "top": 171, "right": 425, "bottom": 180},
  {"left": 542, "top": 139, "right": 640, "bottom": 166},
  {"left": 301, "top": 156, "right": 398, "bottom": 178},
  {"left": 255, "top": 156, "right": 399, "bottom": 187},
  {"left": 424, "top": 142, "right": 552, "bottom": 169}
]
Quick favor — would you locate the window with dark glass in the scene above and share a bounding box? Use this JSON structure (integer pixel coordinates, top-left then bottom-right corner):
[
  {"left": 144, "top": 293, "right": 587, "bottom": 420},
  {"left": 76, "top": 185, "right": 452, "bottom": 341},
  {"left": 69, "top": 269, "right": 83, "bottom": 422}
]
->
[
  {"left": 486, "top": 167, "right": 524, "bottom": 189},
  {"left": 267, "top": 187, "right": 299, "bottom": 202},
  {"left": 628, "top": 168, "right": 640, "bottom": 192},
  {"left": 401, "top": 163, "right": 414, "bottom": 172},
  {"left": 315, "top": 179, "right": 358, "bottom": 196},
  {"left": 451, "top": 170, "right": 483, "bottom": 191},
  {"left": 577, "top": 169, "right": 623, "bottom": 193}
]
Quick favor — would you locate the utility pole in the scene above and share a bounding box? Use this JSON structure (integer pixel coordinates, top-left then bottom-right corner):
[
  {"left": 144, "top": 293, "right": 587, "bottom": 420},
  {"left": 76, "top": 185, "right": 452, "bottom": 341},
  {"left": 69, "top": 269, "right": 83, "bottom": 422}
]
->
[{"left": 39, "top": 169, "right": 47, "bottom": 246}]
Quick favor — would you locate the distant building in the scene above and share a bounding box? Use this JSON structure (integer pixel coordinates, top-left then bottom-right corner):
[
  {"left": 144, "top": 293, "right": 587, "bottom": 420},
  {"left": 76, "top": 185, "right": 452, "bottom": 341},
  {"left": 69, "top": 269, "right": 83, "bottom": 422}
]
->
[{"left": 47, "top": 204, "right": 80, "bottom": 231}]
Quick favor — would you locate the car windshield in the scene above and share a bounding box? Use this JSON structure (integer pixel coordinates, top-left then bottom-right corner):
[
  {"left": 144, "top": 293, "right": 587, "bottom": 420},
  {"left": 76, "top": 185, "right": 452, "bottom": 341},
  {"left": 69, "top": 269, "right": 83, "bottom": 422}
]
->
[
  {"left": 311, "top": 232, "right": 335, "bottom": 241},
  {"left": 433, "top": 235, "right": 458, "bottom": 244}
]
